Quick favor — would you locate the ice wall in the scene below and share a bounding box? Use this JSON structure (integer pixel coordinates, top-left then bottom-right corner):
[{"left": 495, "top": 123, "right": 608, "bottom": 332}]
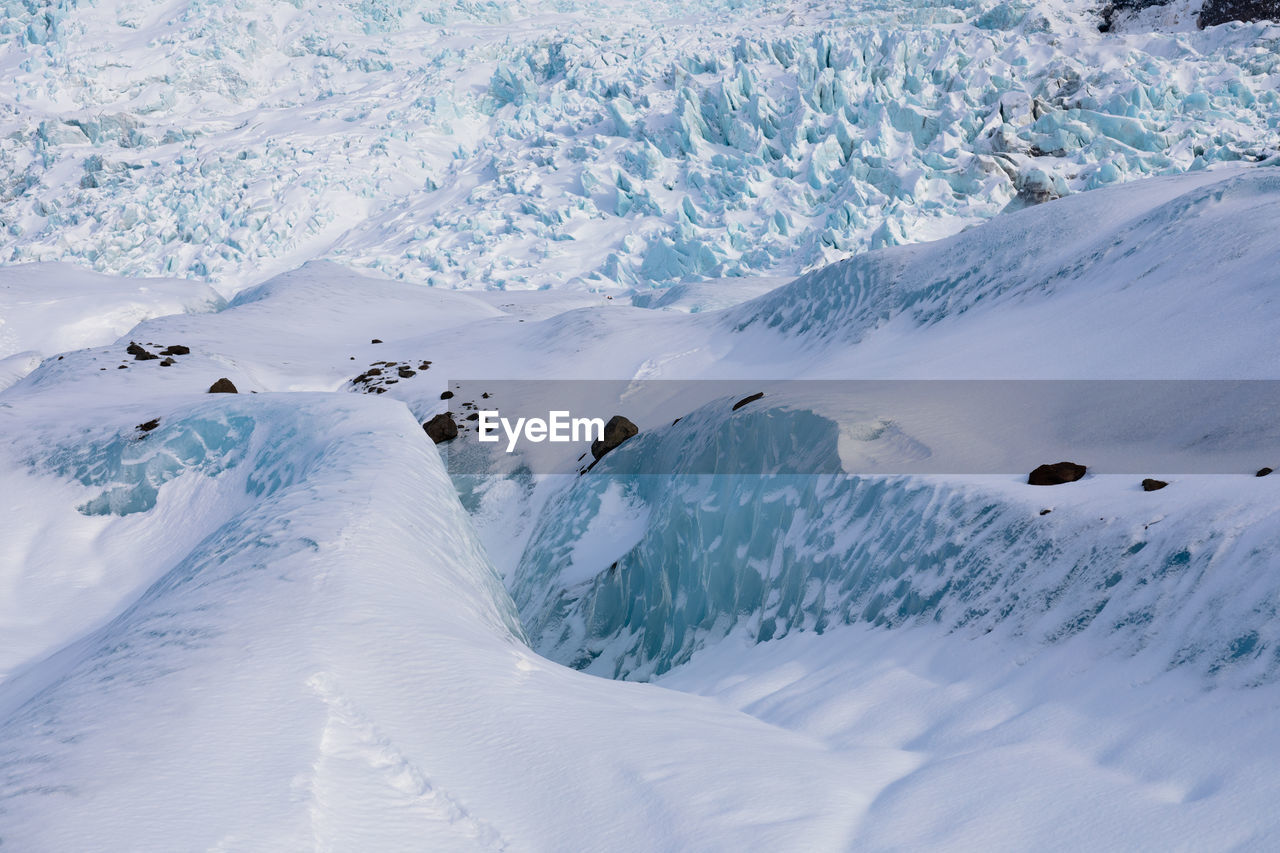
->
[{"left": 513, "top": 414, "right": 1280, "bottom": 682}]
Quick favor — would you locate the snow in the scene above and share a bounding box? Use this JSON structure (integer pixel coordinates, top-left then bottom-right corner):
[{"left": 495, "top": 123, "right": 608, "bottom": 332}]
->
[
  {"left": 3, "top": 0, "right": 1280, "bottom": 847},
  {"left": 0, "top": 392, "right": 877, "bottom": 851}
]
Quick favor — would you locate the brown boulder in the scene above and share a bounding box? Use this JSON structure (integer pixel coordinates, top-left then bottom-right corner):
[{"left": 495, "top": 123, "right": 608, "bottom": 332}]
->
[
  {"left": 1028, "top": 462, "right": 1086, "bottom": 486},
  {"left": 591, "top": 415, "right": 639, "bottom": 461},
  {"left": 208, "top": 378, "right": 238, "bottom": 394},
  {"left": 423, "top": 413, "right": 458, "bottom": 444}
]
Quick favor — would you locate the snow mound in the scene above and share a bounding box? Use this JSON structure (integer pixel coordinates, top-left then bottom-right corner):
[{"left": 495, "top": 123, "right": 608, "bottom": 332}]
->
[{"left": 726, "top": 167, "right": 1280, "bottom": 355}]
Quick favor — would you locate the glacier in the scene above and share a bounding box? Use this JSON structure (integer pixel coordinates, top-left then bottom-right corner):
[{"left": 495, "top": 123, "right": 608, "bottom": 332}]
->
[
  {"left": 1, "top": 0, "right": 1279, "bottom": 289},
  {"left": 2, "top": 0, "right": 1280, "bottom": 847}
]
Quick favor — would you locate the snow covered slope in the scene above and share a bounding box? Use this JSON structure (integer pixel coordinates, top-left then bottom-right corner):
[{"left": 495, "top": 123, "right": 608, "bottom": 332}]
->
[
  {"left": 2, "top": 164, "right": 1279, "bottom": 848},
  {"left": 0, "top": 393, "right": 879, "bottom": 851},
  {"left": 509, "top": 166, "right": 1280, "bottom": 679}
]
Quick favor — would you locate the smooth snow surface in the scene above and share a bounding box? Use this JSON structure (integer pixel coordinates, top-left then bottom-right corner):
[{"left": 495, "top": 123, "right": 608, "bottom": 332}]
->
[{"left": 2, "top": 0, "right": 1280, "bottom": 847}]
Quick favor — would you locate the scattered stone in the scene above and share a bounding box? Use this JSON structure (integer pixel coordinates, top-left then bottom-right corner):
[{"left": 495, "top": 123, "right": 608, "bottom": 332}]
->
[
  {"left": 117, "top": 365, "right": 127, "bottom": 369},
  {"left": 1040, "top": 509, "right": 1052, "bottom": 515},
  {"left": 732, "top": 392, "right": 765, "bottom": 411},
  {"left": 160, "top": 357, "right": 175, "bottom": 367},
  {"left": 591, "top": 415, "right": 639, "bottom": 461},
  {"left": 1028, "top": 461, "right": 1087, "bottom": 486},
  {"left": 423, "top": 413, "right": 458, "bottom": 444},
  {"left": 371, "top": 339, "right": 383, "bottom": 344},
  {"left": 465, "top": 412, "right": 480, "bottom": 421},
  {"left": 398, "top": 367, "right": 415, "bottom": 378},
  {"left": 126, "top": 341, "right": 159, "bottom": 361},
  {"left": 440, "top": 391, "right": 454, "bottom": 400},
  {"left": 1141, "top": 478, "right": 1168, "bottom": 492},
  {"left": 160, "top": 345, "right": 190, "bottom": 356},
  {"left": 482, "top": 392, "right": 490, "bottom": 399},
  {"left": 136, "top": 418, "right": 160, "bottom": 432},
  {"left": 1258, "top": 467, "right": 1273, "bottom": 477},
  {"left": 208, "top": 377, "right": 238, "bottom": 394}
]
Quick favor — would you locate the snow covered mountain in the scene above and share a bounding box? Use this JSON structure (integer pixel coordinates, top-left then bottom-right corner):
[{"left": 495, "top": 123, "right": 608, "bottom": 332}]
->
[{"left": 2, "top": 0, "right": 1280, "bottom": 849}]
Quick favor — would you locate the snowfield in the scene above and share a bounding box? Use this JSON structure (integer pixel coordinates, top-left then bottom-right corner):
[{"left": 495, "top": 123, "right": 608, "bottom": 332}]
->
[{"left": 2, "top": 0, "right": 1280, "bottom": 849}]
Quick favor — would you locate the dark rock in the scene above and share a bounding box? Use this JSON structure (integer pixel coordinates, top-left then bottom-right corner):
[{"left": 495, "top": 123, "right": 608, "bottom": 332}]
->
[
  {"left": 440, "top": 391, "right": 454, "bottom": 400},
  {"left": 1142, "top": 478, "right": 1168, "bottom": 491},
  {"left": 1040, "top": 508, "right": 1052, "bottom": 515},
  {"left": 591, "top": 415, "right": 639, "bottom": 461},
  {"left": 160, "top": 357, "right": 175, "bottom": 367},
  {"left": 371, "top": 339, "right": 383, "bottom": 344},
  {"left": 1098, "top": 0, "right": 1170, "bottom": 31},
  {"left": 732, "top": 392, "right": 765, "bottom": 411},
  {"left": 398, "top": 367, "right": 415, "bottom": 378},
  {"left": 208, "top": 377, "right": 238, "bottom": 394},
  {"left": 126, "top": 341, "right": 159, "bottom": 360},
  {"left": 161, "top": 345, "right": 190, "bottom": 355},
  {"left": 117, "top": 365, "right": 127, "bottom": 369},
  {"left": 465, "top": 412, "right": 479, "bottom": 421},
  {"left": 1257, "top": 467, "right": 1273, "bottom": 477},
  {"left": 1014, "top": 168, "right": 1059, "bottom": 207},
  {"left": 1028, "top": 461, "right": 1087, "bottom": 486},
  {"left": 482, "top": 392, "right": 490, "bottom": 399},
  {"left": 1200, "top": 0, "right": 1280, "bottom": 26},
  {"left": 423, "top": 413, "right": 458, "bottom": 444},
  {"left": 136, "top": 418, "right": 160, "bottom": 432}
]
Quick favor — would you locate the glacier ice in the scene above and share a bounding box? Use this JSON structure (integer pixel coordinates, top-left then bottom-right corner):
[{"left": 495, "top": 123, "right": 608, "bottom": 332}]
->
[
  {"left": 514, "top": 429, "right": 1280, "bottom": 683},
  {"left": 1, "top": 0, "right": 1278, "bottom": 289}
]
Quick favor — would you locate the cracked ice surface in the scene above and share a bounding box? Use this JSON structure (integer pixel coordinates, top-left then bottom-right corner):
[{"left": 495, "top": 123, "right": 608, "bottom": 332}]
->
[{"left": 2, "top": 0, "right": 1278, "bottom": 289}]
